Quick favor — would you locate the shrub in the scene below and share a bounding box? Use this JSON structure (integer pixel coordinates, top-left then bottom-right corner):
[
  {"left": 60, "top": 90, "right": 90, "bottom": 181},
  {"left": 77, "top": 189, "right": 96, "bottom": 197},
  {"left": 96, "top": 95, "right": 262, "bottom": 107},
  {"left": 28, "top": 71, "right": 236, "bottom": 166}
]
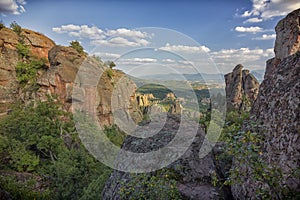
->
[
  {"left": 16, "top": 42, "right": 30, "bottom": 59},
  {"left": 0, "top": 21, "right": 5, "bottom": 29},
  {"left": 118, "top": 169, "right": 181, "bottom": 200},
  {"left": 10, "top": 21, "right": 22, "bottom": 35},
  {"left": 69, "top": 40, "right": 86, "bottom": 55},
  {"left": 15, "top": 58, "right": 46, "bottom": 84},
  {"left": 106, "top": 68, "right": 114, "bottom": 79}
]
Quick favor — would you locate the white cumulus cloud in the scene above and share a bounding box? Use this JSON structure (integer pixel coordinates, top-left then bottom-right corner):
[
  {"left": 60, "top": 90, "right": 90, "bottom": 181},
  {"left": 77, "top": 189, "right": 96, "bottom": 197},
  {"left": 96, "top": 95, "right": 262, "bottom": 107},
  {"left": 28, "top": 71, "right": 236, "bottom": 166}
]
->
[
  {"left": 159, "top": 43, "right": 211, "bottom": 53},
  {"left": 243, "top": 17, "right": 263, "bottom": 24},
  {"left": 252, "top": 34, "right": 276, "bottom": 40},
  {"left": 0, "top": 0, "right": 26, "bottom": 15},
  {"left": 235, "top": 26, "right": 263, "bottom": 33},
  {"left": 211, "top": 47, "right": 275, "bottom": 72},
  {"left": 241, "top": 0, "right": 300, "bottom": 20},
  {"left": 52, "top": 24, "right": 150, "bottom": 47}
]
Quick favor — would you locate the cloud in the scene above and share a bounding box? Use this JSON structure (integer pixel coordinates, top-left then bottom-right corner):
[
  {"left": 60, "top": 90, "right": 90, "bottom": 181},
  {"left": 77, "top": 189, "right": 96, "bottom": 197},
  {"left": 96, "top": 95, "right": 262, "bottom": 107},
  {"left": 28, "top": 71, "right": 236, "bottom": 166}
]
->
[
  {"left": 243, "top": 17, "right": 263, "bottom": 23},
  {"left": 235, "top": 26, "right": 263, "bottom": 33},
  {"left": 53, "top": 24, "right": 150, "bottom": 47},
  {"left": 0, "top": 0, "right": 26, "bottom": 15},
  {"left": 252, "top": 34, "right": 276, "bottom": 40},
  {"left": 211, "top": 47, "right": 274, "bottom": 72},
  {"left": 93, "top": 52, "right": 120, "bottom": 60},
  {"left": 241, "top": 0, "right": 300, "bottom": 20},
  {"left": 116, "top": 57, "right": 157, "bottom": 65},
  {"left": 159, "top": 43, "right": 211, "bottom": 53}
]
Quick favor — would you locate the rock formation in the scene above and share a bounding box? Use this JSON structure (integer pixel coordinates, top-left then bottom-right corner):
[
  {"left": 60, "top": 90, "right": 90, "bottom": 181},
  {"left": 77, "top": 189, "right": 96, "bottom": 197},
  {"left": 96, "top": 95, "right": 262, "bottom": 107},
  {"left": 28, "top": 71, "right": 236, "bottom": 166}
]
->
[
  {"left": 232, "top": 8, "right": 300, "bottom": 199},
  {"left": 0, "top": 26, "right": 142, "bottom": 127},
  {"left": 0, "top": 27, "right": 54, "bottom": 114},
  {"left": 21, "top": 29, "right": 55, "bottom": 63},
  {"left": 102, "top": 114, "right": 226, "bottom": 200},
  {"left": 224, "top": 64, "right": 259, "bottom": 111}
]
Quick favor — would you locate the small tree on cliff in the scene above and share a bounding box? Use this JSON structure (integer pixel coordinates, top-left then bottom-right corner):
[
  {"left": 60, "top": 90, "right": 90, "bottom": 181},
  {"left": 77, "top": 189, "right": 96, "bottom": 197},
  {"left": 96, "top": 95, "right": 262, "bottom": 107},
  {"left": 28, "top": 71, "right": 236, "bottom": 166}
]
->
[
  {"left": 69, "top": 40, "right": 86, "bottom": 55},
  {"left": 10, "top": 21, "right": 22, "bottom": 35},
  {"left": 105, "top": 60, "right": 116, "bottom": 69}
]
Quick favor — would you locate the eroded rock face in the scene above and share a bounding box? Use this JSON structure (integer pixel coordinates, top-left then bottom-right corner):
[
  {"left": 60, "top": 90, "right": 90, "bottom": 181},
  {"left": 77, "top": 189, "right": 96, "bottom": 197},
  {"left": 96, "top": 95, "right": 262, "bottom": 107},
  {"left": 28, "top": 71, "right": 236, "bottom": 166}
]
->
[
  {"left": 274, "top": 9, "right": 300, "bottom": 60},
  {"left": 21, "top": 29, "right": 55, "bottom": 62},
  {"left": 0, "top": 27, "right": 56, "bottom": 114},
  {"left": 224, "top": 64, "right": 259, "bottom": 111},
  {"left": 102, "top": 114, "right": 223, "bottom": 200},
  {"left": 37, "top": 45, "right": 142, "bottom": 127},
  {"left": 232, "top": 9, "right": 300, "bottom": 199}
]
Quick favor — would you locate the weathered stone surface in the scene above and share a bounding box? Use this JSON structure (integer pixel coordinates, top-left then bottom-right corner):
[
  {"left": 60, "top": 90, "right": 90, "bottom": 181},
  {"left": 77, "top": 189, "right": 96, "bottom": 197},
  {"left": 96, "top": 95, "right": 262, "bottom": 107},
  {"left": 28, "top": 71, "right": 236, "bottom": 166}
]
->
[
  {"left": 37, "top": 45, "right": 142, "bottom": 127},
  {"left": 102, "top": 114, "right": 223, "bottom": 200},
  {"left": 224, "top": 64, "right": 259, "bottom": 111},
  {"left": 232, "top": 9, "right": 300, "bottom": 199},
  {"left": 274, "top": 9, "right": 300, "bottom": 60},
  {"left": 0, "top": 28, "right": 19, "bottom": 114},
  {"left": 0, "top": 28, "right": 19, "bottom": 49},
  {"left": 21, "top": 29, "right": 55, "bottom": 61}
]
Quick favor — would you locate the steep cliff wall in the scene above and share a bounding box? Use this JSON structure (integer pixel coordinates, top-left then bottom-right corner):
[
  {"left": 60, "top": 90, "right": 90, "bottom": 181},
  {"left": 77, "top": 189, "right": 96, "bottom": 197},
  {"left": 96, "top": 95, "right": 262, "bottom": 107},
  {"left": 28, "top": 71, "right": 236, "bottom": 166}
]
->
[{"left": 232, "top": 8, "right": 300, "bottom": 199}]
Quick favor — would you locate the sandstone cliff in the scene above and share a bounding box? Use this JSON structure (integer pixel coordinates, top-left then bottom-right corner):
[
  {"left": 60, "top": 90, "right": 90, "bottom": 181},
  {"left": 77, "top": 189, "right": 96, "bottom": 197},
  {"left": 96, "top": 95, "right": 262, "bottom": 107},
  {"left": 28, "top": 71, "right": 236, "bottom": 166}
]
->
[
  {"left": 0, "top": 26, "right": 142, "bottom": 127},
  {"left": 224, "top": 64, "right": 259, "bottom": 111},
  {"left": 232, "top": 8, "right": 300, "bottom": 199},
  {"left": 0, "top": 27, "right": 54, "bottom": 114}
]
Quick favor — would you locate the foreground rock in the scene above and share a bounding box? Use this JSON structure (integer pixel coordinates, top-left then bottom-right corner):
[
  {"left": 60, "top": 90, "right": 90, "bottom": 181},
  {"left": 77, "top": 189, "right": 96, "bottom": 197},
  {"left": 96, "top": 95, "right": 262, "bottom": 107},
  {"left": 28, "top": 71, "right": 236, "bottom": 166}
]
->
[
  {"left": 232, "top": 8, "right": 300, "bottom": 199},
  {"left": 224, "top": 64, "right": 259, "bottom": 111},
  {"left": 102, "top": 114, "right": 228, "bottom": 200}
]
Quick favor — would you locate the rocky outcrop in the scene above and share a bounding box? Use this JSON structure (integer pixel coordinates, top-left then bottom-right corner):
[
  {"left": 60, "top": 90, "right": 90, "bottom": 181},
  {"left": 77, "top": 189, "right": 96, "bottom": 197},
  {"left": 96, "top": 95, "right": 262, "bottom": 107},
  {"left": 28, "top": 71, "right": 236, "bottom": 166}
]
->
[
  {"left": 232, "top": 9, "right": 300, "bottom": 199},
  {"left": 37, "top": 45, "right": 142, "bottom": 126},
  {"left": 0, "top": 28, "right": 19, "bottom": 114},
  {"left": 102, "top": 114, "right": 225, "bottom": 200},
  {"left": 21, "top": 29, "right": 55, "bottom": 62},
  {"left": 0, "top": 27, "right": 55, "bottom": 114},
  {"left": 0, "top": 26, "right": 142, "bottom": 127},
  {"left": 224, "top": 64, "right": 259, "bottom": 111},
  {"left": 274, "top": 9, "right": 300, "bottom": 60}
]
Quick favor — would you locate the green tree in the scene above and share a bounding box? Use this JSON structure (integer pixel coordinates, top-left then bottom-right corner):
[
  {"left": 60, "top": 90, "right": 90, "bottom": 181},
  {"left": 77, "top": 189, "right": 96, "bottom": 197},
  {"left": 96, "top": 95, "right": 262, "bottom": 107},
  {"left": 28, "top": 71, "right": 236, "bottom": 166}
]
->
[
  {"left": 10, "top": 21, "right": 22, "bottom": 35},
  {"left": 0, "top": 20, "right": 5, "bottom": 29},
  {"left": 70, "top": 40, "right": 86, "bottom": 55},
  {"left": 105, "top": 60, "right": 116, "bottom": 69}
]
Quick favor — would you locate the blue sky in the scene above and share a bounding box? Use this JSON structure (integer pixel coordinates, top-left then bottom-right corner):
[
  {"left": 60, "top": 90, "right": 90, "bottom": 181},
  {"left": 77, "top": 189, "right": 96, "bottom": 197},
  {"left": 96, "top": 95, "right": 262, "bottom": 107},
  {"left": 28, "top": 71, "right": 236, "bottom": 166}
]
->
[{"left": 1, "top": 0, "right": 299, "bottom": 75}]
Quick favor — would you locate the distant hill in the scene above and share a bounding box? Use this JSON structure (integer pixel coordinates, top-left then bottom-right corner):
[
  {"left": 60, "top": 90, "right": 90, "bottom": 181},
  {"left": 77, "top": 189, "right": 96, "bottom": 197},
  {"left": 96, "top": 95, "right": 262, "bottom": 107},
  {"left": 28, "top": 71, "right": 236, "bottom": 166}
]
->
[{"left": 137, "top": 73, "right": 225, "bottom": 83}]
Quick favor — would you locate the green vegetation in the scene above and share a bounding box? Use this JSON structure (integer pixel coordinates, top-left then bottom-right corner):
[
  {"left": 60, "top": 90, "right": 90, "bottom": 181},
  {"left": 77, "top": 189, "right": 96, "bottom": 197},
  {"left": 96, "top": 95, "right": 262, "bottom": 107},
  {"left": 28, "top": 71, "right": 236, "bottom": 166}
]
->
[
  {"left": 105, "top": 60, "right": 116, "bottom": 69},
  {"left": 118, "top": 169, "right": 182, "bottom": 200},
  {"left": 214, "top": 110, "right": 300, "bottom": 199},
  {"left": 10, "top": 21, "right": 22, "bottom": 35},
  {"left": 15, "top": 41, "right": 47, "bottom": 87},
  {"left": 0, "top": 98, "right": 112, "bottom": 199},
  {"left": 106, "top": 68, "right": 114, "bottom": 79},
  {"left": 0, "top": 20, "right": 5, "bottom": 29},
  {"left": 104, "top": 125, "right": 126, "bottom": 147},
  {"left": 69, "top": 40, "right": 86, "bottom": 55}
]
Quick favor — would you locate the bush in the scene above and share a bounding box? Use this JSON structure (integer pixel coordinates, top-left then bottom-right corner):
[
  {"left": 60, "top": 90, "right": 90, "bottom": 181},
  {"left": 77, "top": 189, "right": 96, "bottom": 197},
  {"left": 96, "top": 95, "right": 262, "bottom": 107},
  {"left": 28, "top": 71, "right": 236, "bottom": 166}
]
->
[
  {"left": 16, "top": 42, "right": 30, "bottom": 59},
  {"left": 16, "top": 58, "right": 46, "bottom": 84},
  {"left": 106, "top": 68, "right": 114, "bottom": 79},
  {"left": 69, "top": 40, "right": 86, "bottom": 55},
  {"left": 118, "top": 169, "right": 181, "bottom": 200},
  {"left": 0, "top": 21, "right": 5, "bottom": 29},
  {"left": 10, "top": 21, "right": 22, "bottom": 35}
]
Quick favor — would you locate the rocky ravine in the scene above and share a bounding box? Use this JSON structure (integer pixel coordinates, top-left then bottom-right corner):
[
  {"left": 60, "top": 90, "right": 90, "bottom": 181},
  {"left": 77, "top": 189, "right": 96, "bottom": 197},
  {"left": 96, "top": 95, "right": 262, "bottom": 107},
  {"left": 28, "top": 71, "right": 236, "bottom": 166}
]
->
[
  {"left": 232, "top": 8, "right": 300, "bottom": 199},
  {"left": 102, "top": 114, "right": 231, "bottom": 200}
]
